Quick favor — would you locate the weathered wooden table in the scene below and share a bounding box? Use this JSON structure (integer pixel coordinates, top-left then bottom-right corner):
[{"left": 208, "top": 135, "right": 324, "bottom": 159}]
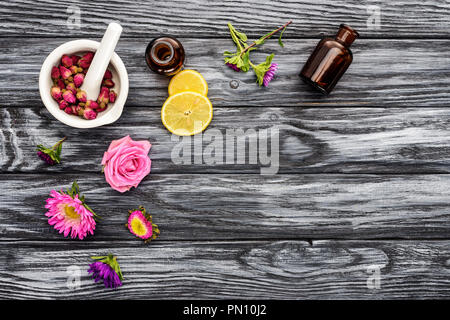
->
[{"left": 1, "top": 0, "right": 449, "bottom": 299}]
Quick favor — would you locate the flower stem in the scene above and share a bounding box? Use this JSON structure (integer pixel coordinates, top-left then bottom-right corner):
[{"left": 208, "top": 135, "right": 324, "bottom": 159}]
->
[
  {"left": 240, "top": 20, "right": 292, "bottom": 57},
  {"left": 51, "top": 137, "right": 66, "bottom": 150}
]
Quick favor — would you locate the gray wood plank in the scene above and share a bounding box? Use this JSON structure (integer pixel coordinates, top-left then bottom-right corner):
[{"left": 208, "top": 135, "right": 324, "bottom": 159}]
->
[
  {"left": 2, "top": 38, "right": 450, "bottom": 107},
  {"left": 2, "top": 107, "right": 450, "bottom": 174},
  {"left": 0, "top": 240, "right": 448, "bottom": 299},
  {"left": 1, "top": 174, "right": 450, "bottom": 240},
  {"left": 1, "top": 0, "right": 450, "bottom": 38}
]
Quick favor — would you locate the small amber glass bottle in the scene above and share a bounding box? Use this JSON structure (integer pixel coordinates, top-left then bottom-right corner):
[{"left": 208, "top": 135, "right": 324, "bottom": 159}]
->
[
  {"left": 145, "top": 36, "right": 185, "bottom": 76},
  {"left": 300, "top": 24, "right": 359, "bottom": 94}
]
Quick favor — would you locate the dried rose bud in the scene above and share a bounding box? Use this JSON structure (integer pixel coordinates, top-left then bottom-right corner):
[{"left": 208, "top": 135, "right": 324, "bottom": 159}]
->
[
  {"left": 64, "top": 106, "right": 73, "bottom": 114},
  {"left": 103, "top": 70, "right": 112, "bottom": 79},
  {"left": 66, "top": 82, "right": 77, "bottom": 95},
  {"left": 109, "top": 90, "right": 117, "bottom": 103},
  {"left": 97, "top": 102, "right": 107, "bottom": 112},
  {"left": 59, "top": 66, "right": 72, "bottom": 79},
  {"left": 78, "top": 51, "right": 94, "bottom": 69},
  {"left": 69, "top": 66, "right": 78, "bottom": 74},
  {"left": 50, "top": 86, "right": 62, "bottom": 101},
  {"left": 61, "top": 54, "right": 73, "bottom": 68},
  {"left": 83, "top": 107, "right": 97, "bottom": 120},
  {"left": 85, "top": 100, "right": 99, "bottom": 109},
  {"left": 70, "top": 105, "right": 78, "bottom": 114},
  {"left": 97, "top": 86, "right": 110, "bottom": 104},
  {"left": 56, "top": 79, "right": 65, "bottom": 90},
  {"left": 59, "top": 100, "right": 68, "bottom": 110},
  {"left": 73, "top": 73, "right": 84, "bottom": 88},
  {"left": 102, "top": 79, "right": 115, "bottom": 88},
  {"left": 76, "top": 90, "right": 87, "bottom": 103},
  {"left": 76, "top": 105, "right": 84, "bottom": 116},
  {"left": 62, "top": 90, "right": 76, "bottom": 104},
  {"left": 51, "top": 66, "right": 60, "bottom": 80},
  {"left": 70, "top": 55, "right": 81, "bottom": 65}
]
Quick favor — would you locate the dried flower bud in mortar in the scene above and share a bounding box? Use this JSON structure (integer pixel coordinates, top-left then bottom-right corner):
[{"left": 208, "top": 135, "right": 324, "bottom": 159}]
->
[
  {"left": 56, "top": 79, "right": 65, "bottom": 90},
  {"left": 64, "top": 106, "right": 73, "bottom": 114},
  {"left": 78, "top": 52, "right": 94, "bottom": 69},
  {"left": 103, "top": 70, "right": 112, "bottom": 79},
  {"left": 73, "top": 73, "right": 84, "bottom": 88},
  {"left": 76, "top": 90, "right": 87, "bottom": 103},
  {"left": 83, "top": 108, "right": 97, "bottom": 120},
  {"left": 59, "top": 66, "right": 72, "bottom": 79},
  {"left": 97, "top": 102, "right": 107, "bottom": 112},
  {"left": 102, "top": 79, "right": 115, "bottom": 88},
  {"left": 61, "top": 54, "right": 73, "bottom": 68},
  {"left": 85, "top": 100, "right": 99, "bottom": 109},
  {"left": 70, "top": 55, "right": 81, "bottom": 65},
  {"left": 59, "top": 100, "right": 68, "bottom": 110},
  {"left": 76, "top": 105, "right": 84, "bottom": 116},
  {"left": 62, "top": 90, "right": 76, "bottom": 104},
  {"left": 109, "top": 90, "right": 117, "bottom": 103},
  {"left": 97, "top": 87, "right": 110, "bottom": 105},
  {"left": 51, "top": 66, "right": 60, "bottom": 80},
  {"left": 66, "top": 82, "right": 77, "bottom": 95},
  {"left": 50, "top": 86, "right": 62, "bottom": 101}
]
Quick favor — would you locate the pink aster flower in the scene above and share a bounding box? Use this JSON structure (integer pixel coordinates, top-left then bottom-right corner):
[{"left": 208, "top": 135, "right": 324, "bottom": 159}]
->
[
  {"left": 126, "top": 206, "right": 160, "bottom": 243},
  {"left": 44, "top": 181, "right": 96, "bottom": 240},
  {"left": 263, "top": 63, "right": 278, "bottom": 87}
]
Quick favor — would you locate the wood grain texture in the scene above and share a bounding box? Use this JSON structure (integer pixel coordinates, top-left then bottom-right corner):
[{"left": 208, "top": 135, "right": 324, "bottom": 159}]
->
[
  {"left": 1, "top": 174, "right": 450, "bottom": 241},
  {"left": 0, "top": 240, "right": 449, "bottom": 299},
  {"left": 2, "top": 107, "right": 450, "bottom": 174},
  {"left": 1, "top": 0, "right": 450, "bottom": 38},
  {"left": 2, "top": 38, "right": 450, "bottom": 107}
]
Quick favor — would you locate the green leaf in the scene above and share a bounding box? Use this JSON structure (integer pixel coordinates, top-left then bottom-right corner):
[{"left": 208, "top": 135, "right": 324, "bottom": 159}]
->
[
  {"left": 252, "top": 54, "right": 274, "bottom": 86},
  {"left": 278, "top": 25, "right": 287, "bottom": 47}
]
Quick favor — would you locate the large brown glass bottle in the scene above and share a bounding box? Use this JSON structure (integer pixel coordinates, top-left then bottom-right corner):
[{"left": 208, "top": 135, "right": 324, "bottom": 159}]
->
[
  {"left": 145, "top": 36, "right": 185, "bottom": 76},
  {"left": 300, "top": 24, "right": 359, "bottom": 94}
]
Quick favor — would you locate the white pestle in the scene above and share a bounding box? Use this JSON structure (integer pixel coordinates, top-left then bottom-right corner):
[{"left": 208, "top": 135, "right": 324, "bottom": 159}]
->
[{"left": 81, "top": 22, "right": 122, "bottom": 100}]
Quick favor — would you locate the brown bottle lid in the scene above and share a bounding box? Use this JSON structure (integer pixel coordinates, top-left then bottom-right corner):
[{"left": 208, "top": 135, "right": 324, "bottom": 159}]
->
[{"left": 336, "top": 24, "right": 359, "bottom": 47}]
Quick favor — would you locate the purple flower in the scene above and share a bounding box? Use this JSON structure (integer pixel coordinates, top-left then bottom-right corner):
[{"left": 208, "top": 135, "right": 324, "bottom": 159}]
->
[
  {"left": 88, "top": 261, "right": 122, "bottom": 289},
  {"left": 226, "top": 63, "right": 241, "bottom": 72},
  {"left": 37, "top": 151, "right": 56, "bottom": 165},
  {"left": 263, "top": 63, "right": 278, "bottom": 87}
]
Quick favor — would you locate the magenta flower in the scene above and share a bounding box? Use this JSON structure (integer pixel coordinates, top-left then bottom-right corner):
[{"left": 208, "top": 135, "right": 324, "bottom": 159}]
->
[
  {"left": 263, "top": 63, "right": 278, "bottom": 87},
  {"left": 226, "top": 62, "right": 241, "bottom": 72},
  {"left": 44, "top": 181, "right": 97, "bottom": 240},
  {"left": 88, "top": 254, "right": 123, "bottom": 289},
  {"left": 126, "top": 206, "right": 160, "bottom": 243},
  {"left": 36, "top": 137, "right": 66, "bottom": 165}
]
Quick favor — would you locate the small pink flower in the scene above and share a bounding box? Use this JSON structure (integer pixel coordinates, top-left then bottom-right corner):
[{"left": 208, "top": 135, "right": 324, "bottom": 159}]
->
[
  {"left": 97, "top": 86, "right": 110, "bottom": 104},
  {"left": 66, "top": 82, "right": 77, "bottom": 95},
  {"left": 109, "top": 90, "right": 117, "bottom": 103},
  {"left": 83, "top": 107, "right": 97, "bottom": 120},
  {"left": 85, "top": 100, "right": 99, "bottom": 109},
  {"left": 59, "top": 66, "right": 72, "bottom": 79},
  {"left": 73, "top": 73, "right": 84, "bottom": 87},
  {"left": 50, "top": 86, "right": 62, "bottom": 101},
  {"left": 103, "top": 70, "right": 112, "bottom": 79},
  {"left": 70, "top": 55, "right": 81, "bottom": 65},
  {"left": 61, "top": 54, "right": 73, "bottom": 68},
  {"left": 101, "top": 136, "right": 151, "bottom": 193},
  {"left": 63, "top": 90, "right": 76, "bottom": 104},
  {"left": 78, "top": 52, "right": 94, "bottom": 69},
  {"left": 51, "top": 66, "right": 60, "bottom": 80},
  {"left": 76, "top": 90, "right": 87, "bottom": 103},
  {"left": 59, "top": 100, "right": 68, "bottom": 110}
]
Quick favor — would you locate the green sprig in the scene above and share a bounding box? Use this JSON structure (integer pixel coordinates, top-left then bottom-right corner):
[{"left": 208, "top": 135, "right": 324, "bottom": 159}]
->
[
  {"left": 224, "top": 21, "right": 292, "bottom": 86},
  {"left": 36, "top": 137, "right": 66, "bottom": 164}
]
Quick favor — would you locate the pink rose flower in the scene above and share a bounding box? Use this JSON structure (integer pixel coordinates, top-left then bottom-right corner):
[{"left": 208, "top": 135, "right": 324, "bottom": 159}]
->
[{"left": 101, "top": 136, "right": 151, "bottom": 193}]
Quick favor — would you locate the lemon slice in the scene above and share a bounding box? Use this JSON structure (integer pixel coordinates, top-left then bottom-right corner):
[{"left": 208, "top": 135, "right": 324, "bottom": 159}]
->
[
  {"left": 161, "top": 91, "right": 213, "bottom": 136},
  {"left": 168, "top": 69, "right": 208, "bottom": 96}
]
